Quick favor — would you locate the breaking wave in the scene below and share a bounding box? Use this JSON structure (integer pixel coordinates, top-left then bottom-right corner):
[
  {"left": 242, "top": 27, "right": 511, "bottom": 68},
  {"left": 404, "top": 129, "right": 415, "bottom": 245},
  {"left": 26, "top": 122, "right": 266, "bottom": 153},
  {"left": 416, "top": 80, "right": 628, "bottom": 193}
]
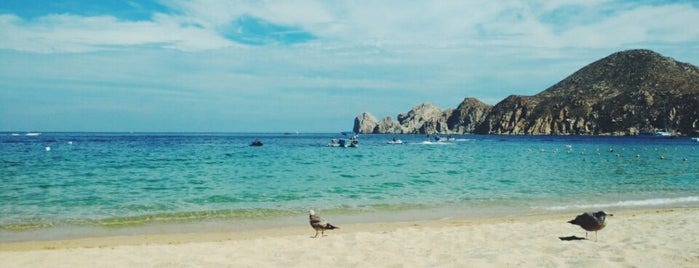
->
[{"left": 544, "top": 196, "right": 699, "bottom": 211}]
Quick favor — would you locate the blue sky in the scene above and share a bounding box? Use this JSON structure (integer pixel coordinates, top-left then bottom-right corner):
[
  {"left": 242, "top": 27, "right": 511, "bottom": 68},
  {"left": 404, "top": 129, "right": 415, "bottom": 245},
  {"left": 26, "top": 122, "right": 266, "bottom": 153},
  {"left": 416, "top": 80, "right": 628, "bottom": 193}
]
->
[{"left": 1, "top": 0, "right": 698, "bottom": 132}]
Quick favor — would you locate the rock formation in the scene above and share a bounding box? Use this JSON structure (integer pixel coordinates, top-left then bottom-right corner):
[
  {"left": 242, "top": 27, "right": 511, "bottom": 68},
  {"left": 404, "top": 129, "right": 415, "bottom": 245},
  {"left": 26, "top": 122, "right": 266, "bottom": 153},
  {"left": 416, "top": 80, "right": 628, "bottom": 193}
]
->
[
  {"left": 354, "top": 49, "right": 699, "bottom": 136},
  {"left": 396, "top": 103, "right": 451, "bottom": 134},
  {"left": 353, "top": 112, "right": 379, "bottom": 134},
  {"left": 448, "top": 98, "right": 493, "bottom": 133},
  {"left": 375, "top": 116, "right": 403, "bottom": 133}
]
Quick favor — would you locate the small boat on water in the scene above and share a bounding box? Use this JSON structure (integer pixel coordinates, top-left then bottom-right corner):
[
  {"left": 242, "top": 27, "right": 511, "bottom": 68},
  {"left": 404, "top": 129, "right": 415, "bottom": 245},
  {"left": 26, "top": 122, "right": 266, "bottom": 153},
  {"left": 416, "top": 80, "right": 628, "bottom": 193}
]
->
[
  {"left": 639, "top": 130, "right": 674, "bottom": 138},
  {"left": 431, "top": 134, "right": 455, "bottom": 142},
  {"left": 250, "top": 140, "right": 263, "bottom": 146},
  {"left": 654, "top": 131, "right": 672, "bottom": 137},
  {"left": 387, "top": 137, "right": 404, "bottom": 144},
  {"left": 328, "top": 139, "right": 342, "bottom": 147},
  {"left": 328, "top": 136, "right": 359, "bottom": 148}
]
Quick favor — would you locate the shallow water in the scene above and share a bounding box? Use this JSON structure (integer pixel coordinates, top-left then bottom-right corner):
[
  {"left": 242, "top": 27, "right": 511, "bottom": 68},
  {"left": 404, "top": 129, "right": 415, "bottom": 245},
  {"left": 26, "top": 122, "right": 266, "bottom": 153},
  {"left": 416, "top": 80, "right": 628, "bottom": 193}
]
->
[{"left": 1, "top": 132, "right": 698, "bottom": 241}]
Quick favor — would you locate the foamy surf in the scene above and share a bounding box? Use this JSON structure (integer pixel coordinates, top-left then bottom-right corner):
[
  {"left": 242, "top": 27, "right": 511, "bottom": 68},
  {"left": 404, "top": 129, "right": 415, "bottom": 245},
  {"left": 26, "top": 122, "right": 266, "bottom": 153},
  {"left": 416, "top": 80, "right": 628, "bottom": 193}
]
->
[{"left": 543, "top": 196, "right": 699, "bottom": 211}]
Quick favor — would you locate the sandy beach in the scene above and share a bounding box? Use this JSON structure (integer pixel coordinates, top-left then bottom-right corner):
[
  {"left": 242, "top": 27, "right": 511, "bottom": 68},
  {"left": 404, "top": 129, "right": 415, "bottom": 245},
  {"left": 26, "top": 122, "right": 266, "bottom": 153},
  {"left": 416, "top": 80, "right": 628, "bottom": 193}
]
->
[{"left": 1, "top": 208, "right": 698, "bottom": 267}]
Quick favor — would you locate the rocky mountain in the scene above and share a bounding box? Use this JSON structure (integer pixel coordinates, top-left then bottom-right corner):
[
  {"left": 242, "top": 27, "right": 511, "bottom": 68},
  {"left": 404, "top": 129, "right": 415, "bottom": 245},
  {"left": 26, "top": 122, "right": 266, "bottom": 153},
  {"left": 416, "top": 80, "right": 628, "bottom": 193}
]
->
[
  {"left": 354, "top": 49, "right": 699, "bottom": 136},
  {"left": 447, "top": 98, "right": 492, "bottom": 133}
]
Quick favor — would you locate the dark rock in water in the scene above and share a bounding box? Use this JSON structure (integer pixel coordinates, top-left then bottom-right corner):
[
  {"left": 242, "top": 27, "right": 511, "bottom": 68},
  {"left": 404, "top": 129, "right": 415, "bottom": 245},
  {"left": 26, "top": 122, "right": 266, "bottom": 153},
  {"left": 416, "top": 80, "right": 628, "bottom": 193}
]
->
[{"left": 354, "top": 49, "right": 699, "bottom": 136}]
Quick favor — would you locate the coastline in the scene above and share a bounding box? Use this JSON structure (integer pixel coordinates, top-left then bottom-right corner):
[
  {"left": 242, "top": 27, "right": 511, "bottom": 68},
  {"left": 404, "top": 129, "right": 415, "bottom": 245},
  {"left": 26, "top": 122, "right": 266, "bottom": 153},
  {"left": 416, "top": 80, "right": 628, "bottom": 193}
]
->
[{"left": 2, "top": 207, "right": 698, "bottom": 267}]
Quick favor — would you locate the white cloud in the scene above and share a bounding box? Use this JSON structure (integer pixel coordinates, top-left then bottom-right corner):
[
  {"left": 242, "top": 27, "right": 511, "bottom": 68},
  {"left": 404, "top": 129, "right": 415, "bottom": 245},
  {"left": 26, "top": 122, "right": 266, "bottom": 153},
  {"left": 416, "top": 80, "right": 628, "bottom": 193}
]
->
[
  {"left": 2, "top": 1, "right": 698, "bottom": 52},
  {"left": 0, "top": 13, "right": 234, "bottom": 53},
  {"left": 2, "top": 0, "right": 699, "bottom": 131}
]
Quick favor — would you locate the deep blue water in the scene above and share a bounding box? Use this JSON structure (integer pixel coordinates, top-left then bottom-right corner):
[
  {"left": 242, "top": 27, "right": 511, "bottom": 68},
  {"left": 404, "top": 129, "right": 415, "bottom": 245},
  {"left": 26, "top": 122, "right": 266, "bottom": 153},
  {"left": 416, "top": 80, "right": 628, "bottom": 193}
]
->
[{"left": 1, "top": 132, "right": 698, "bottom": 241}]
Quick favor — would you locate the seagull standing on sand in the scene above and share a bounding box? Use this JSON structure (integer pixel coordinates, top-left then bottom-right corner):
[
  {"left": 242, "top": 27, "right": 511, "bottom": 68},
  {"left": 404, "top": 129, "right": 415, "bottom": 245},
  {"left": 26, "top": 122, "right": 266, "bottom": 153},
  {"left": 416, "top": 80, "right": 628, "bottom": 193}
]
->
[
  {"left": 568, "top": 211, "right": 613, "bottom": 241},
  {"left": 309, "top": 210, "right": 339, "bottom": 238}
]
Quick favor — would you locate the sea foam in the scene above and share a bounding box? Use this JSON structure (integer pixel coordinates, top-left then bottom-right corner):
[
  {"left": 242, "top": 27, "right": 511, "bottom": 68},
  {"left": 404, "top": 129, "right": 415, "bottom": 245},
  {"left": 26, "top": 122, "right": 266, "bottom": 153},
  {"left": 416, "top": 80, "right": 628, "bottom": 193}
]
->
[{"left": 544, "top": 196, "right": 699, "bottom": 211}]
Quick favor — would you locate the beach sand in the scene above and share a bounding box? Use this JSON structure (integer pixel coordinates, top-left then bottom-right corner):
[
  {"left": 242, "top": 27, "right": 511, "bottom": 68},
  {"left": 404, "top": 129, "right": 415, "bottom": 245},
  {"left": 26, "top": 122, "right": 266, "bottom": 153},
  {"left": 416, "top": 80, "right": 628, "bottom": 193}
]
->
[{"left": 1, "top": 208, "right": 698, "bottom": 267}]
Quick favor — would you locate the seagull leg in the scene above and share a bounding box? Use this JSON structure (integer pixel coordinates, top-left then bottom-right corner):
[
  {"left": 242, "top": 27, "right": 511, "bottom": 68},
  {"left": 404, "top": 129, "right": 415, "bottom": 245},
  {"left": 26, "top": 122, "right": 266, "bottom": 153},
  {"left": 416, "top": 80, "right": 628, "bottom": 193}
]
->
[{"left": 313, "top": 230, "right": 319, "bottom": 238}]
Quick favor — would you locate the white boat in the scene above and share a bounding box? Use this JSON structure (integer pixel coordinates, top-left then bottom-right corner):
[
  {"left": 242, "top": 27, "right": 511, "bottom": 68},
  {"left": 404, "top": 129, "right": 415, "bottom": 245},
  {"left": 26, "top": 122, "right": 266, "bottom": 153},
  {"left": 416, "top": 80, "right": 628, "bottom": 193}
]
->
[
  {"left": 692, "top": 137, "right": 699, "bottom": 142},
  {"left": 432, "top": 135, "right": 455, "bottom": 142},
  {"left": 655, "top": 131, "right": 672, "bottom": 137},
  {"left": 387, "top": 138, "right": 404, "bottom": 144},
  {"left": 25, "top": 132, "right": 41, "bottom": 136},
  {"left": 328, "top": 139, "right": 342, "bottom": 147},
  {"left": 328, "top": 137, "right": 358, "bottom": 148}
]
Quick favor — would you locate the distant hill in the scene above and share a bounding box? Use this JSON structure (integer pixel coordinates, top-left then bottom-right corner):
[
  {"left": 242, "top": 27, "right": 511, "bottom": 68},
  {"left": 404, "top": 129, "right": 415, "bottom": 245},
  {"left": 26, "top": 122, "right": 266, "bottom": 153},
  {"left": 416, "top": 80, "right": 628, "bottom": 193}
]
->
[{"left": 354, "top": 49, "right": 699, "bottom": 136}]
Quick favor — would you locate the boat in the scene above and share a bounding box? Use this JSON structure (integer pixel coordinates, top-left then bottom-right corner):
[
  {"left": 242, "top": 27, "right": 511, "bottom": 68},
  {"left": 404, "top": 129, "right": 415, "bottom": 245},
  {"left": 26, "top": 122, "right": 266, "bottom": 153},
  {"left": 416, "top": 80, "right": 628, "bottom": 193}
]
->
[
  {"left": 650, "top": 104, "right": 674, "bottom": 137},
  {"left": 348, "top": 138, "right": 359, "bottom": 147},
  {"left": 328, "top": 139, "right": 342, "bottom": 147},
  {"left": 250, "top": 140, "right": 263, "bottom": 146},
  {"left": 328, "top": 135, "right": 359, "bottom": 148},
  {"left": 692, "top": 137, "right": 699, "bottom": 142},
  {"left": 387, "top": 137, "right": 404, "bottom": 144},
  {"left": 432, "top": 135, "right": 455, "bottom": 142},
  {"left": 639, "top": 130, "right": 674, "bottom": 138},
  {"left": 654, "top": 131, "right": 672, "bottom": 137}
]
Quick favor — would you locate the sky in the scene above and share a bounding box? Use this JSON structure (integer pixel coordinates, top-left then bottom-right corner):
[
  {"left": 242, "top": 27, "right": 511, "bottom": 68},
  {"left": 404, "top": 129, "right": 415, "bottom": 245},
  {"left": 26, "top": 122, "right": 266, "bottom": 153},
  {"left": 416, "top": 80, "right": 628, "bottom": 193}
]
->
[{"left": 1, "top": 0, "right": 698, "bottom": 133}]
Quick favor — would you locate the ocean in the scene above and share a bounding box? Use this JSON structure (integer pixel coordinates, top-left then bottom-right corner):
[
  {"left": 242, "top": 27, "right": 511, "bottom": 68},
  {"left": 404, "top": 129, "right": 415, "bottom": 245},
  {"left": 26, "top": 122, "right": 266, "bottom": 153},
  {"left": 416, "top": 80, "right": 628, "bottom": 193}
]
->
[{"left": 1, "top": 132, "right": 698, "bottom": 242}]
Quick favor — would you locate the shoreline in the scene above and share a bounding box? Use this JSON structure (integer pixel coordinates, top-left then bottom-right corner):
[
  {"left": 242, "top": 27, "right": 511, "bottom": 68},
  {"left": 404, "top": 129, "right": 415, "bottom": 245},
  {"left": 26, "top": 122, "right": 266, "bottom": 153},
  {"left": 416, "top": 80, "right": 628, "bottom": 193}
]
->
[
  {"left": 2, "top": 207, "right": 698, "bottom": 267},
  {"left": 2, "top": 207, "right": 696, "bottom": 250},
  {"left": 0, "top": 207, "right": 699, "bottom": 251},
  {"left": 4, "top": 195, "right": 698, "bottom": 245}
]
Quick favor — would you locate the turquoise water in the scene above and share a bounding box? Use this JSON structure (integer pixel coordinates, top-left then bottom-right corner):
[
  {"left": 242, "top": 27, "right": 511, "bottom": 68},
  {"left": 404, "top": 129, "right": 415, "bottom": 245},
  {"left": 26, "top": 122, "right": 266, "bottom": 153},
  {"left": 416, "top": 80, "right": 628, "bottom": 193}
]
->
[{"left": 1, "top": 132, "right": 698, "bottom": 242}]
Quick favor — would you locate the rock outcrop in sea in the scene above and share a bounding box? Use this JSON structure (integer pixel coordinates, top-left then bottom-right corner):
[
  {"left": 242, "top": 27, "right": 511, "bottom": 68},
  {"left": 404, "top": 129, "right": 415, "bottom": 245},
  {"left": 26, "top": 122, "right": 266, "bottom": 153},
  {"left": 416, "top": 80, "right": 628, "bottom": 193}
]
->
[{"left": 354, "top": 49, "right": 699, "bottom": 136}]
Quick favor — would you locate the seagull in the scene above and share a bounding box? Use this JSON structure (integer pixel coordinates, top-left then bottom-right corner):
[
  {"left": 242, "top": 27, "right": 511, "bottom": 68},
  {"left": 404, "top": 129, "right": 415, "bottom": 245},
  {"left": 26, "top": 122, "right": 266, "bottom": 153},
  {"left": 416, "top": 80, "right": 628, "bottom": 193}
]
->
[
  {"left": 568, "top": 211, "right": 613, "bottom": 241},
  {"left": 309, "top": 210, "right": 339, "bottom": 238}
]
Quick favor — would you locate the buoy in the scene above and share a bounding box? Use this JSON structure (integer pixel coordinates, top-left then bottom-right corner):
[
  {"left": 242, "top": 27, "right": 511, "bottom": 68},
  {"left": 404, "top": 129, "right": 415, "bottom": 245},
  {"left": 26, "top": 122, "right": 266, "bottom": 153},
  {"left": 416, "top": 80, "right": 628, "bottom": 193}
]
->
[{"left": 45, "top": 146, "right": 51, "bottom": 152}]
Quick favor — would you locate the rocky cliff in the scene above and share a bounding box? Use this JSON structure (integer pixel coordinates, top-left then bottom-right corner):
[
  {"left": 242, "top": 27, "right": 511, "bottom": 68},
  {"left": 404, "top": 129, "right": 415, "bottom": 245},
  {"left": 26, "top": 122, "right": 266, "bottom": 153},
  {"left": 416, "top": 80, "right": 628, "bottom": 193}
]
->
[
  {"left": 354, "top": 99, "right": 491, "bottom": 134},
  {"left": 354, "top": 49, "right": 699, "bottom": 136}
]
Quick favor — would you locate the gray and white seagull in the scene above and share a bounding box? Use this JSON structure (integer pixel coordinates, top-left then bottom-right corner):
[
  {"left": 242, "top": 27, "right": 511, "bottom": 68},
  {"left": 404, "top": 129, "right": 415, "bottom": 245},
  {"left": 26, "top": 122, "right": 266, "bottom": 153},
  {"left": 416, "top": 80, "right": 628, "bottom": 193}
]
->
[
  {"left": 308, "top": 209, "right": 339, "bottom": 238},
  {"left": 568, "top": 211, "right": 613, "bottom": 241}
]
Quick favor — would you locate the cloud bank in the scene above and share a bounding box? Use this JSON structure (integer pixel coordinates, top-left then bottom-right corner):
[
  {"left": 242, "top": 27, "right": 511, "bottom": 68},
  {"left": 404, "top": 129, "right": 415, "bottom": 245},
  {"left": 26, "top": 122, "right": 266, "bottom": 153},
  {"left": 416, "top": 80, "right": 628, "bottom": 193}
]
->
[{"left": 1, "top": 0, "right": 698, "bottom": 132}]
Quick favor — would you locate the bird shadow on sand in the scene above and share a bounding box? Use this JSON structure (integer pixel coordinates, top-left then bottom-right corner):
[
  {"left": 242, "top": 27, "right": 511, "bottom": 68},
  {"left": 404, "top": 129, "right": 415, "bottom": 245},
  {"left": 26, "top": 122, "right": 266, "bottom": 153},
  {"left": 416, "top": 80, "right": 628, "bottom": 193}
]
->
[{"left": 558, "top": 235, "right": 587, "bottom": 241}]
